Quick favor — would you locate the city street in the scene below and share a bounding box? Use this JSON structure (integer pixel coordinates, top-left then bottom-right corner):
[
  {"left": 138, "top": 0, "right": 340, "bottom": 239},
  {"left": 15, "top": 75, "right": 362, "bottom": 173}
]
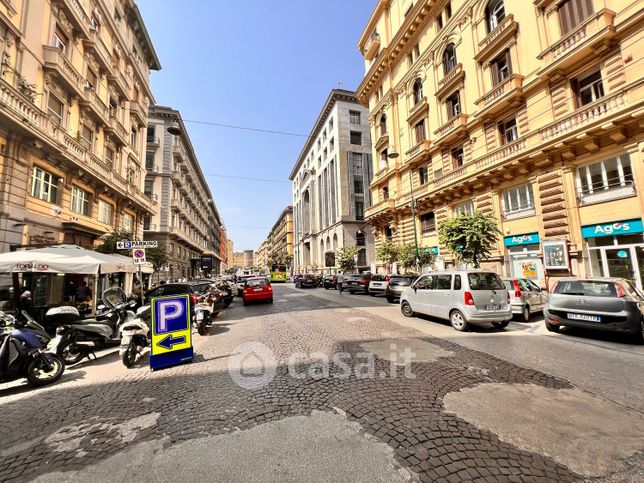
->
[{"left": 1, "top": 284, "right": 643, "bottom": 482}]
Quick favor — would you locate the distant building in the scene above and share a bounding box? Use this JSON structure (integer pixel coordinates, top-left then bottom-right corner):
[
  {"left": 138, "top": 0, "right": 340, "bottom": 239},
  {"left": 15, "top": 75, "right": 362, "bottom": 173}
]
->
[
  {"left": 243, "top": 249, "right": 255, "bottom": 267},
  {"left": 290, "top": 90, "right": 374, "bottom": 274},
  {"left": 256, "top": 206, "right": 294, "bottom": 271}
]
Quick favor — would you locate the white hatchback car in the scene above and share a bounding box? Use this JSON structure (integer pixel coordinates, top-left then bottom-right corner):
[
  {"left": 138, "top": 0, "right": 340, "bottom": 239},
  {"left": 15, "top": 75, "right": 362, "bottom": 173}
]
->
[{"left": 400, "top": 270, "right": 512, "bottom": 331}]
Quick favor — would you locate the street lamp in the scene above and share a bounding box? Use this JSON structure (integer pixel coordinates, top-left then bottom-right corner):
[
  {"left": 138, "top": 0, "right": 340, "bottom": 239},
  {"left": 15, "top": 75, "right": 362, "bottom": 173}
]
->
[
  {"left": 167, "top": 121, "right": 182, "bottom": 136},
  {"left": 387, "top": 145, "right": 399, "bottom": 159},
  {"left": 409, "top": 171, "right": 421, "bottom": 272}
]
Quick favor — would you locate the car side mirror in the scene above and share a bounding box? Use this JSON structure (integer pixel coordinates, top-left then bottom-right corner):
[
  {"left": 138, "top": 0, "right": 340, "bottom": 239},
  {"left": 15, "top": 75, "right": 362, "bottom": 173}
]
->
[{"left": 413, "top": 285, "right": 418, "bottom": 293}]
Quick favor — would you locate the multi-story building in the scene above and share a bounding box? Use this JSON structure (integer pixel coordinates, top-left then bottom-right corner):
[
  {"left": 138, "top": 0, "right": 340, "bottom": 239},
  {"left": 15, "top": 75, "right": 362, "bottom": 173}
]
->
[
  {"left": 256, "top": 239, "right": 270, "bottom": 270},
  {"left": 145, "top": 106, "right": 223, "bottom": 280},
  {"left": 256, "top": 206, "right": 294, "bottom": 271},
  {"left": 290, "top": 90, "right": 375, "bottom": 274},
  {"left": 358, "top": 0, "right": 644, "bottom": 288},
  {"left": 227, "top": 239, "right": 234, "bottom": 270},
  {"left": 243, "top": 249, "right": 255, "bottom": 268},
  {"left": 219, "top": 226, "right": 228, "bottom": 272},
  {"left": 233, "top": 251, "right": 245, "bottom": 268},
  {"left": 0, "top": 0, "right": 160, "bottom": 251}
]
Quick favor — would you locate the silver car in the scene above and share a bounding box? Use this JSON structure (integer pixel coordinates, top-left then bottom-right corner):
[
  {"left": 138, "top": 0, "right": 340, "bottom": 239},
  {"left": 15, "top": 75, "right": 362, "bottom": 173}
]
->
[
  {"left": 502, "top": 277, "right": 547, "bottom": 322},
  {"left": 400, "top": 270, "right": 512, "bottom": 331},
  {"left": 368, "top": 275, "right": 389, "bottom": 296}
]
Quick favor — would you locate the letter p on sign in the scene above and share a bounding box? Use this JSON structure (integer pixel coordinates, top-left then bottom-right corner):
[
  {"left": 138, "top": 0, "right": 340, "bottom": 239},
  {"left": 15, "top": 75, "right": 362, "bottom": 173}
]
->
[{"left": 157, "top": 300, "right": 185, "bottom": 333}]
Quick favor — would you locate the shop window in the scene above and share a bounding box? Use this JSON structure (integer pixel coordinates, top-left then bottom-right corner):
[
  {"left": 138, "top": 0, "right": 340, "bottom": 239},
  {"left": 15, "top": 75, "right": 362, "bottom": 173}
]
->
[
  {"left": 443, "top": 44, "right": 457, "bottom": 76},
  {"left": 490, "top": 49, "right": 512, "bottom": 85},
  {"left": 98, "top": 199, "right": 113, "bottom": 225},
  {"left": 71, "top": 186, "right": 90, "bottom": 216},
  {"left": 31, "top": 167, "right": 60, "bottom": 203},
  {"left": 415, "top": 119, "right": 426, "bottom": 143},
  {"left": 446, "top": 91, "right": 461, "bottom": 119},
  {"left": 558, "top": 0, "right": 594, "bottom": 35},
  {"left": 486, "top": 0, "right": 506, "bottom": 33},
  {"left": 499, "top": 117, "right": 518, "bottom": 144},
  {"left": 420, "top": 212, "right": 436, "bottom": 234},
  {"left": 455, "top": 201, "right": 474, "bottom": 216},
  {"left": 573, "top": 70, "right": 604, "bottom": 107},
  {"left": 576, "top": 153, "right": 635, "bottom": 204},
  {"left": 502, "top": 183, "right": 534, "bottom": 217}
]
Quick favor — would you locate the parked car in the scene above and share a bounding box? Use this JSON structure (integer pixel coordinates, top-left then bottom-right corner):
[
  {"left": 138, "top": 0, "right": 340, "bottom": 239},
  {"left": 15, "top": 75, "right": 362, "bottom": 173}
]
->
[
  {"left": 296, "top": 274, "right": 318, "bottom": 288},
  {"left": 502, "top": 277, "right": 547, "bottom": 322},
  {"left": 544, "top": 278, "right": 644, "bottom": 342},
  {"left": 385, "top": 275, "right": 417, "bottom": 303},
  {"left": 400, "top": 270, "right": 512, "bottom": 331},
  {"left": 323, "top": 275, "right": 336, "bottom": 290},
  {"left": 368, "top": 275, "right": 389, "bottom": 296},
  {"left": 146, "top": 281, "right": 222, "bottom": 311},
  {"left": 235, "top": 276, "right": 254, "bottom": 296},
  {"left": 344, "top": 274, "right": 373, "bottom": 294},
  {"left": 242, "top": 277, "right": 273, "bottom": 305}
]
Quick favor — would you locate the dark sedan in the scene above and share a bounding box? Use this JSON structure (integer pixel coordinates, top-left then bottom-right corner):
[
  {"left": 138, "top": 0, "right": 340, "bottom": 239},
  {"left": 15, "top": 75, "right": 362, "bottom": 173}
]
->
[
  {"left": 344, "top": 274, "right": 372, "bottom": 294},
  {"left": 296, "top": 274, "right": 318, "bottom": 288},
  {"left": 385, "top": 275, "right": 418, "bottom": 303},
  {"left": 323, "top": 275, "right": 336, "bottom": 289},
  {"left": 544, "top": 277, "right": 644, "bottom": 342}
]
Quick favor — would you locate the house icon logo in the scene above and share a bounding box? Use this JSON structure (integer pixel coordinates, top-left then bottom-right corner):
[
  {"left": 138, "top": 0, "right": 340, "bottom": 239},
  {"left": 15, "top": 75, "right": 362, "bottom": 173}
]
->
[{"left": 228, "top": 342, "right": 277, "bottom": 389}]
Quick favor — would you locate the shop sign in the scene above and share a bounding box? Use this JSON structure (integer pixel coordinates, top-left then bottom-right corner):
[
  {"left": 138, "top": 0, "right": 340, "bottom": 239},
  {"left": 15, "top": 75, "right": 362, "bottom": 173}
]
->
[
  {"left": 504, "top": 233, "right": 540, "bottom": 247},
  {"left": 421, "top": 247, "right": 439, "bottom": 254},
  {"left": 542, "top": 239, "right": 569, "bottom": 270},
  {"left": 581, "top": 219, "right": 644, "bottom": 238}
]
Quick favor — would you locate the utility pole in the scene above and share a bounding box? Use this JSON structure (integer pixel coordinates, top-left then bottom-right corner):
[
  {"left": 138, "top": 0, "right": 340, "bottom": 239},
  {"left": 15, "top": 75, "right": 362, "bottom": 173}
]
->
[{"left": 409, "top": 171, "right": 420, "bottom": 272}]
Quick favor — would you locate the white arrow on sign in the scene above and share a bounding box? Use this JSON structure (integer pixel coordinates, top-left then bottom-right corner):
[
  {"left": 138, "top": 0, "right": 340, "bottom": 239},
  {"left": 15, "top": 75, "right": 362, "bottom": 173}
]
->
[{"left": 118, "top": 240, "right": 158, "bottom": 249}]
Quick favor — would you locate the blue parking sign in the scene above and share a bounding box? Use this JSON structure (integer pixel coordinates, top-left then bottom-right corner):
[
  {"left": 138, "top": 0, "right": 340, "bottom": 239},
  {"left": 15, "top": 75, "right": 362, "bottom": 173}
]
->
[{"left": 150, "top": 295, "right": 193, "bottom": 370}]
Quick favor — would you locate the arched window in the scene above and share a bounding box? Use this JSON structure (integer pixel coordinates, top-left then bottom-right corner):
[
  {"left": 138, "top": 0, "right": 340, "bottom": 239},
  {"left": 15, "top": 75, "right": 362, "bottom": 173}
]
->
[
  {"left": 379, "top": 113, "right": 387, "bottom": 136},
  {"left": 443, "top": 43, "right": 457, "bottom": 75},
  {"left": 333, "top": 234, "right": 338, "bottom": 251},
  {"left": 356, "top": 231, "right": 366, "bottom": 246},
  {"left": 413, "top": 79, "right": 423, "bottom": 105},
  {"left": 357, "top": 249, "right": 367, "bottom": 267},
  {"left": 486, "top": 0, "right": 505, "bottom": 33}
]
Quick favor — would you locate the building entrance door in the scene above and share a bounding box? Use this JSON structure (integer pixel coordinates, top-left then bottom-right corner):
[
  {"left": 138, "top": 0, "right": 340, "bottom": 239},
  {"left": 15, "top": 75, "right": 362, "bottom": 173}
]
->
[{"left": 589, "top": 245, "right": 643, "bottom": 289}]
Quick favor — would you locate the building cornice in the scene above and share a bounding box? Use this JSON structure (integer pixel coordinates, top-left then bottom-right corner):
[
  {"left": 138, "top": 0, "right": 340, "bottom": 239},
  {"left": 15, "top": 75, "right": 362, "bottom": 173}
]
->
[{"left": 357, "top": 0, "right": 391, "bottom": 51}]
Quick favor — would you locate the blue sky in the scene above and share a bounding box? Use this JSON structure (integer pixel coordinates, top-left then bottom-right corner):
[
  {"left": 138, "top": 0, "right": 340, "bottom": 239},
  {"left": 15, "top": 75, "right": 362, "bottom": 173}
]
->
[{"left": 137, "top": 0, "right": 374, "bottom": 252}]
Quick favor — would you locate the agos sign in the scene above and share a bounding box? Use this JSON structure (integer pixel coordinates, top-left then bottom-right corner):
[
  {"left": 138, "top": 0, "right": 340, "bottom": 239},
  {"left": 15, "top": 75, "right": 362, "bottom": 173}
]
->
[
  {"left": 582, "top": 219, "right": 644, "bottom": 238},
  {"left": 504, "top": 233, "right": 540, "bottom": 247}
]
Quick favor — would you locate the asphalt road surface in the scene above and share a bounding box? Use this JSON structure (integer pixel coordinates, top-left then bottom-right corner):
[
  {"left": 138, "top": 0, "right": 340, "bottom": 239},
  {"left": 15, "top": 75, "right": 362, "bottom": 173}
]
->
[{"left": 1, "top": 283, "right": 642, "bottom": 482}]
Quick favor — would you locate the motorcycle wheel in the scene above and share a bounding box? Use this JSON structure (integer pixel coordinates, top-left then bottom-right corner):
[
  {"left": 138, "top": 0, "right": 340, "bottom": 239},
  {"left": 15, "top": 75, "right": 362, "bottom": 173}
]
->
[
  {"left": 58, "top": 340, "right": 85, "bottom": 365},
  {"left": 26, "top": 354, "right": 65, "bottom": 386},
  {"left": 197, "top": 321, "right": 206, "bottom": 335},
  {"left": 121, "top": 342, "right": 138, "bottom": 368}
]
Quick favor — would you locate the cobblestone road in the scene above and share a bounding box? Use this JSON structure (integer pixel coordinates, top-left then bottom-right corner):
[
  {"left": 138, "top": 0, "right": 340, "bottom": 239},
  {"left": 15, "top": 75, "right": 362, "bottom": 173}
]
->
[{"left": 0, "top": 285, "right": 640, "bottom": 482}]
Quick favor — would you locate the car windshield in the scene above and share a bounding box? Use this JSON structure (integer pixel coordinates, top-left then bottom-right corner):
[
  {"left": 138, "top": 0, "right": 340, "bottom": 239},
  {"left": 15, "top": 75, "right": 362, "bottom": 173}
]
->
[
  {"left": 554, "top": 281, "right": 617, "bottom": 297},
  {"left": 247, "top": 279, "right": 269, "bottom": 287},
  {"left": 468, "top": 273, "right": 505, "bottom": 290},
  {"left": 503, "top": 280, "right": 514, "bottom": 291},
  {"left": 390, "top": 277, "right": 413, "bottom": 285}
]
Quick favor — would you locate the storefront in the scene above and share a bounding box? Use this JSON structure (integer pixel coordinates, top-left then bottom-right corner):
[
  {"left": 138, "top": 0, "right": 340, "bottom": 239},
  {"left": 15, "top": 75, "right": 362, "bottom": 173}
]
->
[
  {"left": 583, "top": 218, "right": 644, "bottom": 288},
  {"left": 504, "top": 233, "right": 544, "bottom": 284}
]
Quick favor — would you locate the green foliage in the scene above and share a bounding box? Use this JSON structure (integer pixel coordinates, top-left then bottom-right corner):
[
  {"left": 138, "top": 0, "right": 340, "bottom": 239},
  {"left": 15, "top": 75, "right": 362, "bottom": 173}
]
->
[
  {"left": 375, "top": 240, "right": 399, "bottom": 267},
  {"left": 268, "top": 250, "right": 294, "bottom": 268},
  {"left": 146, "top": 246, "right": 168, "bottom": 271},
  {"left": 336, "top": 246, "right": 359, "bottom": 273},
  {"left": 95, "top": 230, "right": 133, "bottom": 254},
  {"left": 437, "top": 211, "right": 501, "bottom": 268}
]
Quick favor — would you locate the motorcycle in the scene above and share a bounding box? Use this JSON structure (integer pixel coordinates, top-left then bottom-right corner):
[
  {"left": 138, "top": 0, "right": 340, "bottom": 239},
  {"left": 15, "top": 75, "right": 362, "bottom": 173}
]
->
[
  {"left": 119, "top": 305, "right": 151, "bottom": 368},
  {"left": 0, "top": 311, "right": 65, "bottom": 386},
  {"left": 49, "top": 287, "right": 136, "bottom": 365},
  {"left": 194, "top": 290, "right": 224, "bottom": 336}
]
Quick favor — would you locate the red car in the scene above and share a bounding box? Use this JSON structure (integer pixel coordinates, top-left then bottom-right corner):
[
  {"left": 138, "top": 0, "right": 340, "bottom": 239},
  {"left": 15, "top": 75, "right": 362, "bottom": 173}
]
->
[{"left": 242, "top": 277, "right": 273, "bottom": 305}]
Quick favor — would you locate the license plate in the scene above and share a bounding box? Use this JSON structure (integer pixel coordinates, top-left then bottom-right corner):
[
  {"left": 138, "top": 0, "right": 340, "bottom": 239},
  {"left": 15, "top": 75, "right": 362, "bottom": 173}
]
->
[
  {"left": 48, "top": 335, "right": 61, "bottom": 350},
  {"left": 485, "top": 304, "right": 500, "bottom": 311},
  {"left": 254, "top": 288, "right": 262, "bottom": 292},
  {"left": 567, "top": 313, "right": 600, "bottom": 322}
]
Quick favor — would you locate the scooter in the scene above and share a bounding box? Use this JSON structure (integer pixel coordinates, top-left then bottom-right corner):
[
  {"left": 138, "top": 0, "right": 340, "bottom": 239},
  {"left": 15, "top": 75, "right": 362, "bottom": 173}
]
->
[
  {"left": 48, "top": 287, "right": 136, "bottom": 365},
  {"left": 194, "top": 290, "right": 223, "bottom": 336},
  {"left": 119, "top": 305, "right": 150, "bottom": 368},
  {"left": 0, "top": 311, "right": 65, "bottom": 386}
]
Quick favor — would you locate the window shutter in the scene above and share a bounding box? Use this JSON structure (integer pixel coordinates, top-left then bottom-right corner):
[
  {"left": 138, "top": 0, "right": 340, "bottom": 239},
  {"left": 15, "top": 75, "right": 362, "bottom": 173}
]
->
[
  {"left": 504, "top": 49, "right": 512, "bottom": 76},
  {"left": 491, "top": 61, "right": 499, "bottom": 86}
]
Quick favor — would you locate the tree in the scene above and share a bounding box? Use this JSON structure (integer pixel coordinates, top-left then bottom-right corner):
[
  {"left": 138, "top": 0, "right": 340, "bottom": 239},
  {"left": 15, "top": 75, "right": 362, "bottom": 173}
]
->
[
  {"left": 375, "top": 240, "right": 399, "bottom": 273},
  {"left": 397, "top": 243, "right": 436, "bottom": 272},
  {"left": 146, "top": 246, "right": 168, "bottom": 271},
  {"left": 438, "top": 211, "right": 501, "bottom": 268},
  {"left": 336, "top": 246, "right": 359, "bottom": 273},
  {"left": 95, "top": 230, "right": 133, "bottom": 254}
]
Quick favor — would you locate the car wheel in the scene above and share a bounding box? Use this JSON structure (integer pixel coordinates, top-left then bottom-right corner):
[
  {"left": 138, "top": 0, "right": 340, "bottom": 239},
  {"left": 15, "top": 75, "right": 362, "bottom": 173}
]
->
[
  {"left": 243, "top": 300, "right": 248, "bottom": 306},
  {"left": 521, "top": 306, "right": 530, "bottom": 322},
  {"left": 269, "top": 298, "right": 273, "bottom": 304},
  {"left": 401, "top": 301, "right": 415, "bottom": 318},
  {"left": 492, "top": 321, "right": 510, "bottom": 330},
  {"left": 369, "top": 292, "right": 375, "bottom": 297},
  {"left": 545, "top": 320, "right": 560, "bottom": 332},
  {"left": 450, "top": 310, "right": 470, "bottom": 332},
  {"left": 386, "top": 296, "right": 395, "bottom": 303}
]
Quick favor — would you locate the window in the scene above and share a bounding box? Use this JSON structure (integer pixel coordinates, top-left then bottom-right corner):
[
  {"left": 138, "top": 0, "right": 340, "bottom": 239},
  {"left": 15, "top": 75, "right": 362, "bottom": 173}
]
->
[
  {"left": 451, "top": 146, "right": 464, "bottom": 167},
  {"left": 147, "top": 126, "right": 155, "bottom": 143},
  {"left": 329, "top": 117, "right": 334, "bottom": 130},
  {"left": 455, "top": 201, "right": 474, "bottom": 216},
  {"left": 502, "top": 183, "right": 534, "bottom": 214},
  {"left": 349, "top": 111, "right": 361, "bottom": 124},
  {"left": 71, "top": 186, "right": 90, "bottom": 216},
  {"left": 105, "top": 146, "right": 114, "bottom": 167},
  {"left": 414, "top": 43, "right": 420, "bottom": 59},
  {"left": 385, "top": 226, "right": 394, "bottom": 241},
  {"left": 379, "top": 114, "right": 387, "bottom": 136},
  {"left": 446, "top": 1, "right": 452, "bottom": 18},
  {"left": 350, "top": 131, "right": 362, "bottom": 145},
  {"left": 415, "top": 120, "right": 426, "bottom": 143},
  {"left": 454, "top": 275, "right": 462, "bottom": 290},
  {"left": 380, "top": 149, "right": 388, "bottom": 169},
  {"left": 143, "top": 215, "right": 151, "bottom": 230},
  {"left": 436, "top": 14, "right": 443, "bottom": 30},
  {"left": 145, "top": 152, "right": 154, "bottom": 169},
  {"left": 491, "top": 50, "right": 512, "bottom": 85},
  {"left": 499, "top": 117, "right": 518, "bottom": 144},
  {"left": 79, "top": 125, "right": 93, "bottom": 151},
  {"left": 86, "top": 68, "right": 98, "bottom": 91},
  {"left": 352, "top": 152, "right": 364, "bottom": 194},
  {"left": 446, "top": 91, "right": 461, "bottom": 119},
  {"left": 330, "top": 137, "right": 335, "bottom": 151},
  {"left": 356, "top": 232, "right": 366, "bottom": 246},
  {"left": 90, "top": 15, "right": 100, "bottom": 32},
  {"left": 53, "top": 27, "right": 68, "bottom": 53},
  {"left": 443, "top": 43, "right": 457, "bottom": 75},
  {"left": 416, "top": 275, "right": 433, "bottom": 290},
  {"left": 47, "top": 94, "right": 64, "bottom": 125},
  {"left": 130, "top": 127, "right": 138, "bottom": 148},
  {"left": 144, "top": 179, "right": 153, "bottom": 196},
  {"left": 355, "top": 201, "right": 365, "bottom": 220},
  {"left": 436, "top": 274, "right": 452, "bottom": 290},
  {"left": 576, "top": 153, "right": 634, "bottom": 195},
  {"left": 420, "top": 212, "right": 436, "bottom": 234},
  {"left": 574, "top": 70, "right": 604, "bottom": 107},
  {"left": 122, "top": 213, "right": 134, "bottom": 233},
  {"left": 98, "top": 200, "right": 112, "bottom": 225},
  {"left": 383, "top": 186, "right": 389, "bottom": 200},
  {"left": 558, "top": 0, "right": 594, "bottom": 35},
  {"left": 114, "top": 7, "right": 122, "bottom": 22},
  {"left": 109, "top": 97, "right": 117, "bottom": 118},
  {"left": 486, "top": 0, "right": 505, "bottom": 33},
  {"left": 413, "top": 78, "right": 424, "bottom": 105},
  {"left": 323, "top": 129, "right": 327, "bottom": 141},
  {"left": 418, "top": 166, "right": 429, "bottom": 186},
  {"left": 357, "top": 249, "right": 367, "bottom": 267},
  {"left": 407, "top": 52, "right": 414, "bottom": 67},
  {"left": 323, "top": 148, "right": 328, "bottom": 160},
  {"left": 31, "top": 167, "right": 59, "bottom": 203},
  {"left": 127, "top": 167, "right": 136, "bottom": 184}
]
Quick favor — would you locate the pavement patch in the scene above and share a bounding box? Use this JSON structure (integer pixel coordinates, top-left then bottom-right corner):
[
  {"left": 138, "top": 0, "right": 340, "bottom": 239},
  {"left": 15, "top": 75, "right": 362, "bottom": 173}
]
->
[
  {"left": 442, "top": 383, "right": 644, "bottom": 478},
  {"left": 361, "top": 338, "right": 454, "bottom": 365}
]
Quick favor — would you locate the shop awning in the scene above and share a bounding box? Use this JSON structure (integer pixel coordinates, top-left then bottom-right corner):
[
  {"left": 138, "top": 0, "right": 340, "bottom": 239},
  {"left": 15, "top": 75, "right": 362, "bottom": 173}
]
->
[{"left": 0, "top": 244, "right": 138, "bottom": 274}]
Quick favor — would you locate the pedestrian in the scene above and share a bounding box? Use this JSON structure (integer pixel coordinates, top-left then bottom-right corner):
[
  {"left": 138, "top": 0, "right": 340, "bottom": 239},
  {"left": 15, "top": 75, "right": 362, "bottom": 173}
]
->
[
  {"left": 336, "top": 271, "right": 344, "bottom": 294},
  {"left": 19, "top": 290, "right": 35, "bottom": 318},
  {"left": 77, "top": 281, "right": 92, "bottom": 302}
]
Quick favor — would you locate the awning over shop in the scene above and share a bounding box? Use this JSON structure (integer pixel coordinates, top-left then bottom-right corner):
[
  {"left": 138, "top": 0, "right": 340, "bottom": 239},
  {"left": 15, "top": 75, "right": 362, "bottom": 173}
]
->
[{"left": 0, "top": 244, "right": 138, "bottom": 274}]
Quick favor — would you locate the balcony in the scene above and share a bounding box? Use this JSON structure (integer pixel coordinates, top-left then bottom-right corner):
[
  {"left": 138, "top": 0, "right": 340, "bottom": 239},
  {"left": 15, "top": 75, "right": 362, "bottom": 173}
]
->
[
  {"left": 54, "top": 0, "right": 90, "bottom": 39},
  {"left": 433, "top": 114, "right": 469, "bottom": 147},
  {"left": 374, "top": 132, "right": 389, "bottom": 151},
  {"left": 407, "top": 96, "right": 429, "bottom": 125},
  {"left": 435, "top": 64, "right": 465, "bottom": 99},
  {"left": 42, "top": 46, "right": 84, "bottom": 98},
  {"left": 405, "top": 140, "right": 431, "bottom": 166},
  {"left": 147, "top": 136, "right": 161, "bottom": 148},
  {"left": 0, "top": 77, "right": 48, "bottom": 131},
  {"left": 365, "top": 198, "right": 395, "bottom": 220},
  {"left": 475, "top": 74, "right": 524, "bottom": 120},
  {"left": 538, "top": 89, "right": 627, "bottom": 143},
  {"left": 79, "top": 88, "right": 109, "bottom": 125},
  {"left": 537, "top": 9, "right": 616, "bottom": 79},
  {"left": 475, "top": 137, "right": 528, "bottom": 173},
  {"left": 578, "top": 181, "right": 636, "bottom": 206},
  {"left": 173, "top": 140, "right": 189, "bottom": 162},
  {"left": 129, "top": 99, "right": 147, "bottom": 125},
  {"left": 475, "top": 15, "right": 519, "bottom": 63},
  {"left": 111, "top": 119, "right": 128, "bottom": 147},
  {"left": 107, "top": 69, "right": 129, "bottom": 98},
  {"left": 364, "top": 32, "right": 381, "bottom": 61},
  {"left": 83, "top": 31, "right": 112, "bottom": 73}
]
